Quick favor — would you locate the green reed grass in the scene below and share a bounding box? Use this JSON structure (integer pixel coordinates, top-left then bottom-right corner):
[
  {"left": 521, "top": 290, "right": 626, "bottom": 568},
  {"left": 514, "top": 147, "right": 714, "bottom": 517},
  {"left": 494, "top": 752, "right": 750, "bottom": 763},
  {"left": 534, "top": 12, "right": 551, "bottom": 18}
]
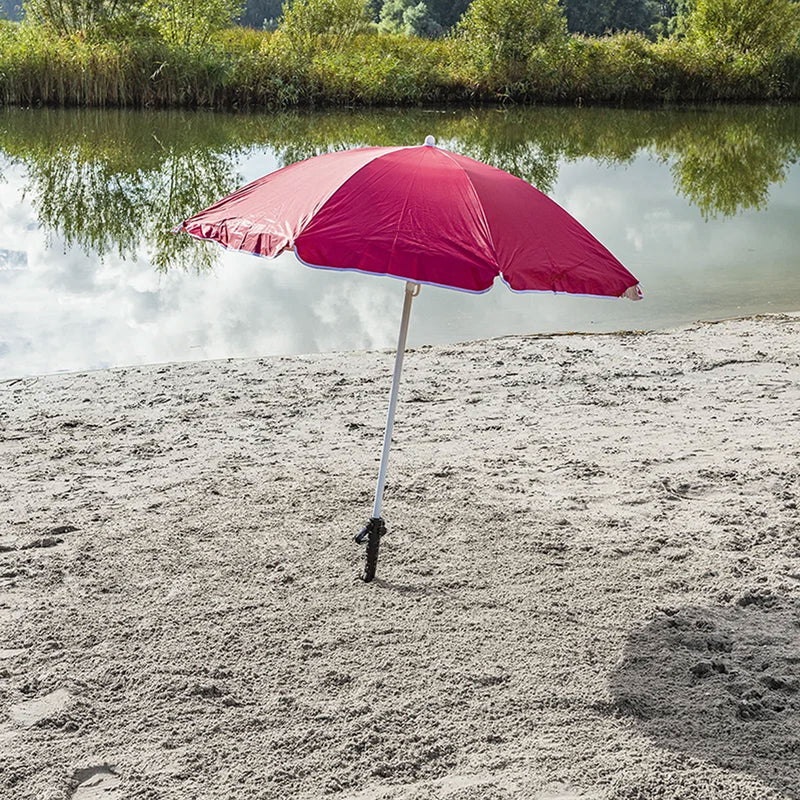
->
[{"left": 0, "top": 21, "right": 798, "bottom": 109}]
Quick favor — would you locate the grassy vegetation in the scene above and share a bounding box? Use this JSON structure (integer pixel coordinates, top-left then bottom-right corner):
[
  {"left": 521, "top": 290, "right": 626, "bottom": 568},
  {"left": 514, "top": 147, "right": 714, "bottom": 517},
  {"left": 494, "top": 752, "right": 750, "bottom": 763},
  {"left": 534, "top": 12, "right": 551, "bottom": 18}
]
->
[{"left": 0, "top": 8, "right": 799, "bottom": 108}]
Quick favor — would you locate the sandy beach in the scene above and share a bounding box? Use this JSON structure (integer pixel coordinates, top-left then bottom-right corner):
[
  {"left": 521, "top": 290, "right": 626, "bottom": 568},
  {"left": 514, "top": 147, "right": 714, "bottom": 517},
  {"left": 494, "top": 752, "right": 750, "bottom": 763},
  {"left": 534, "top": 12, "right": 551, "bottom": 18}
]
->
[{"left": 1, "top": 313, "right": 799, "bottom": 800}]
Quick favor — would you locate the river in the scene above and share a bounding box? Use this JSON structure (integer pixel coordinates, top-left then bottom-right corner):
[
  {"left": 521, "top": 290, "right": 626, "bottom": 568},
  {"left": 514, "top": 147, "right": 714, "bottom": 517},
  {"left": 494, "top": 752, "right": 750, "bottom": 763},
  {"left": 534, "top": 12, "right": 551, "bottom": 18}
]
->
[{"left": 1, "top": 104, "right": 799, "bottom": 379}]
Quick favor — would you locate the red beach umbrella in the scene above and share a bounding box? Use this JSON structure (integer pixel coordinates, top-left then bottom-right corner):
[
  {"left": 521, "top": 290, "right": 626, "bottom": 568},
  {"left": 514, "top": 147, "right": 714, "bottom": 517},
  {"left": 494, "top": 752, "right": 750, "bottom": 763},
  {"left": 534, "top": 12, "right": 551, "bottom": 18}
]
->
[{"left": 177, "top": 137, "right": 642, "bottom": 581}]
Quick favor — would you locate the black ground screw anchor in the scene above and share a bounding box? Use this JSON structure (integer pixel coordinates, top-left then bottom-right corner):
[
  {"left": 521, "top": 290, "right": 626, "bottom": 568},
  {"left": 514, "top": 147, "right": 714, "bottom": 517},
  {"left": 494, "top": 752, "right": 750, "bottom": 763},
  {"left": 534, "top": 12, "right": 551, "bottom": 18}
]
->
[{"left": 355, "top": 517, "right": 386, "bottom": 583}]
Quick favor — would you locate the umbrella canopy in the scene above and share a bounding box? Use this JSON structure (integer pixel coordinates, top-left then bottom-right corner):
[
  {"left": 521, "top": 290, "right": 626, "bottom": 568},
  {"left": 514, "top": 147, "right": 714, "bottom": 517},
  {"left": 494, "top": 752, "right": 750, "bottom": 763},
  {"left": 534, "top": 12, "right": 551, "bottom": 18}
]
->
[
  {"left": 177, "top": 138, "right": 642, "bottom": 583},
  {"left": 178, "top": 138, "right": 641, "bottom": 299}
]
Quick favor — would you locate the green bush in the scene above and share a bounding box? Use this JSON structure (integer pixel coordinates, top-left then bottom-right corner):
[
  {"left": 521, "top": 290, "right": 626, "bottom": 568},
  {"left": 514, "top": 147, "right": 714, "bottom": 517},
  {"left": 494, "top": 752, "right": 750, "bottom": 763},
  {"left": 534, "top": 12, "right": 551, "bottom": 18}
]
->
[
  {"left": 684, "top": 0, "right": 800, "bottom": 55},
  {"left": 23, "top": 0, "right": 160, "bottom": 39},
  {"left": 212, "top": 24, "right": 269, "bottom": 52},
  {"left": 278, "top": 0, "right": 373, "bottom": 54},
  {"left": 560, "top": 33, "right": 662, "bottom": 102},
  {"left": 455, "top": 0, "right": 567, "bottom": 82},
  {"left": 378, "top": 0, "right": 442, "bottom": 37},
  {"left": 23, "top": 0, "right": 243, "bottom": 43},
  {"left": 256, "top": 28, "right": 456, "bottom": 105},
  {"left": 310, "top": 32, "right": 454, "bottom": 103},
  {"left": 144, "top": 0, "right": 244, "bottom": 46},
  {"left": 22, "top": 0, "right": 131, "bottom": 36},
  {"left": 0, "top": 4, "right": 798, "bottom": 109}
]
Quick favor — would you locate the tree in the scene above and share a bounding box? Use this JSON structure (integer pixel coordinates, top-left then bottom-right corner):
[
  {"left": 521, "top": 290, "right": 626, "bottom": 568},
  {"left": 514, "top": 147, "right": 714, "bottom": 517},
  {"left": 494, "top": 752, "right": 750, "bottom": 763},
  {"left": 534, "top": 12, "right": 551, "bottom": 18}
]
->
[
  {"left": 456, "top": 0, "right": 567, "bottom": 75},
  {"left": 145, "top": 0, "right": 244, "bottom": 45},
  {"left": 425, "top": 0, "right": 470, "bottom": 28},
  {"left": 648, "top": 0, "right": 690, "bottom": 38},
  {"left": 684, "top": 0, "right": 800, "bottom": 53},
  {"left": 562, "top": 0, "right": 662, "bottom": 36},
  {"left": 23, "top": 0, "right": 138, "bottom": 35},
  {"left": 278, "top": 0, "right": 373, "bottom": 51},
  {"left": 23, "top": 0, "right": 241, "bottom": 40},
  {"left": 378, "top": 0, "right": 442, "bottom": 35},
  {"left": 237, "top": 0, "right": 283, "bottom": 27}
]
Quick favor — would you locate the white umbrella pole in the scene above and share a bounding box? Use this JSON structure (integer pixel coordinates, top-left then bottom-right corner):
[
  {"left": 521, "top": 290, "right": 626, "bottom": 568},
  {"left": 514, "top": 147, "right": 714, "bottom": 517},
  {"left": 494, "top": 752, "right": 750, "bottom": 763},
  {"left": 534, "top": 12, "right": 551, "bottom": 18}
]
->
[{"left": 373, "top": 281, "right": 420, "bottom": 519}]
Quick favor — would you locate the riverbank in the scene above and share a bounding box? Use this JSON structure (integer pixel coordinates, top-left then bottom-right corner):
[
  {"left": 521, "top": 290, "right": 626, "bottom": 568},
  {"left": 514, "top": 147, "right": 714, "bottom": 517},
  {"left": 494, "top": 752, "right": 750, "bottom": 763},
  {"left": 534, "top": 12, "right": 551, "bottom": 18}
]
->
[
  {"left": 1, "top": 24, "right": 800, "bottom": 109},
  {"left": 1, "top": 314, "right": 799, "bottom": 799}
]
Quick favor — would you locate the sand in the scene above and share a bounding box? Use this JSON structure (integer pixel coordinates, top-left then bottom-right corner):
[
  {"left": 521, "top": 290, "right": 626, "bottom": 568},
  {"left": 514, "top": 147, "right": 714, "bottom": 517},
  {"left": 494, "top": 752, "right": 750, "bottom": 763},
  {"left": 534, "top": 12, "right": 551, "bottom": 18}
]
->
[{"left": 0, "top": 313, "right": 799, "bottom": 800}]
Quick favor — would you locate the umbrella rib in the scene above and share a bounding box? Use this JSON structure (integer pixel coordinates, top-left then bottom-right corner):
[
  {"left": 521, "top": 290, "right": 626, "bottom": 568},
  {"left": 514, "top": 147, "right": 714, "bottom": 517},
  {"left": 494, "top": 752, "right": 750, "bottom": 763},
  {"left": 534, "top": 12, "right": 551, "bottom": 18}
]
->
[
  {"left": 438, "top": 149, "right": 572, "bottom": 289},
  {"left": 436, "top": 148, "right": 499, "bottom": 271},
  {"left": 294, "top": 146, "right": 409, "bottom": 245},
  {"left": 179, "top": 146, "right": 409, "bottom": 256},
  {"left": 386, "top": 152, "right": 425, "bottom": 275}
]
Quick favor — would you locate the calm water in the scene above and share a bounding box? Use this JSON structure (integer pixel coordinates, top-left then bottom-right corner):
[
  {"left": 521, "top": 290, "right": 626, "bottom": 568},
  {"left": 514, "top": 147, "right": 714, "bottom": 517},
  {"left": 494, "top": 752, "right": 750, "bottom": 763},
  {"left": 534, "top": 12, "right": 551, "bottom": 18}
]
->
[{"left": 1, "top": 105, "right": 799, "bottom": 379}]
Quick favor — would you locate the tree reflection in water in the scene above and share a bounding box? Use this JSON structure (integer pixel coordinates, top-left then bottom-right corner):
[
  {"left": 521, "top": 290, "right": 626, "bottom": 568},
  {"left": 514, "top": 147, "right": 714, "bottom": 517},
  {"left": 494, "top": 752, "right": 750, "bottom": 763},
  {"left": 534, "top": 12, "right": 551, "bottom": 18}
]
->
[
  {"left": 658, "top": 107, "right": 800, "bottom": 219},
  {"left": 0, "top": 108, "right": 244, "bottom": 272},
  {"left": 1, "top": 104, "right": 798, "bottom": 272}
]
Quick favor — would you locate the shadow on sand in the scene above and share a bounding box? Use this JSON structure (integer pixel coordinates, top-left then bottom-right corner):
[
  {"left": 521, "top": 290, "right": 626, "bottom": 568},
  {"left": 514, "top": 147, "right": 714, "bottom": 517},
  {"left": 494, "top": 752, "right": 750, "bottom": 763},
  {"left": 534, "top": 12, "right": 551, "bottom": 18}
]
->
[{"left": 609, "top": 594, "right": 800, "bottom": 798}]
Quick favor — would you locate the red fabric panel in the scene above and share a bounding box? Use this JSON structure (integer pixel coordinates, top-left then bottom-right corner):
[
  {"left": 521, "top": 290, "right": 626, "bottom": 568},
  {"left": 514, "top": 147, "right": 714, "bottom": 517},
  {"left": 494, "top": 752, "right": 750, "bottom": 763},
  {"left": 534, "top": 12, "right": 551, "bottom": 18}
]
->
[
  {"left": 295, "top": 147, "right": 499, "bottom": 293},
  {"left": 444, "top": 151, "right": 638, "bottom": 296},
  {"left": 179, "top": 143, "right": 639, "bottom": 298},
  {"left": 179, "top": 146, "right": 403, "bottom": 257}
]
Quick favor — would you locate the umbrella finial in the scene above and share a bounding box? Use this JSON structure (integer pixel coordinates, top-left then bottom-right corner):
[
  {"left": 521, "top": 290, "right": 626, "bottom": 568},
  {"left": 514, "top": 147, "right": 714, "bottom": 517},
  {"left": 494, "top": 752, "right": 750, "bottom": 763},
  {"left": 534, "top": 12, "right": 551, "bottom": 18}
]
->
[{"left": 424, "top": 135, "right": 436, "bottom": 147}]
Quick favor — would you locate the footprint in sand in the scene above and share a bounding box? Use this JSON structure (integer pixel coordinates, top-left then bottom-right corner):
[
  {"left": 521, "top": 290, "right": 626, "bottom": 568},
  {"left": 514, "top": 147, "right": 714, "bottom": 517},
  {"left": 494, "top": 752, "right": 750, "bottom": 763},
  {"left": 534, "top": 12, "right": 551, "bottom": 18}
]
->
[
  {"left": 71, "top": 766, "right": 121, "bottom": 799},
  {"left": 9, "top": 688, "right": 72, "bottom": 727}
]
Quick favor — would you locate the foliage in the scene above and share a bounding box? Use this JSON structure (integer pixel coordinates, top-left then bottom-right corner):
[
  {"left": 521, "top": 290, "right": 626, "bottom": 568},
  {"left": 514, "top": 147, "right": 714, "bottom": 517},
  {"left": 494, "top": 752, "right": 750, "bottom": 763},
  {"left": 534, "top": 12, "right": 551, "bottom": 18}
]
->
[
  {"left": 378, "top": 0, "right": 408, "bottom": 33},
  {"left": 278, "top": 0, "right": 373, "bottom": 53},
  {"left": 23, "top": 0, "right": 242, "bottom": 42},
  {"left": 555, "top": 32, "right": 663, "bottom": 102},
  {"left": 683, "top": 0, "right": 800, "bottom": 54},
  {"left": 424, "top": 0, "right": 469, "bottom": 28},
  {"left": 0, "top": 2, "right": 799, "bottom": 109},
  {"left": 22, "top": 0, "right": 146, "bottom": 36},
  {"left": 0, "top": 0, "right": 22, "bottom": 20},
  {"left": 144, "top": 0, "right": 244, "bottom": 46},
  {"left": 402, "top": 1, "right": 442, "bottom": 36},
  {"left": 0, "top": 25, "right": 232, "bottom": 106},
  {"left": 378, "top": 0, "right": 442, "bottom": 37},
  {"left": 237, "top": 0, "right": 282, "bottom": 28},
  {"left": 259, "top": 30, "right": 455, "bottom": 104},
  {"left": 455, "top": 0, "right": 568, "bottom": 80},
  {"left": 563, "top": 0, "right": 662, "bottom": 36},
  {"left": 212, "top": 24, "right": 269, "bottom": 51},
  {"left": 648, "top": 0, "right": 690, "bottom": 39}
]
